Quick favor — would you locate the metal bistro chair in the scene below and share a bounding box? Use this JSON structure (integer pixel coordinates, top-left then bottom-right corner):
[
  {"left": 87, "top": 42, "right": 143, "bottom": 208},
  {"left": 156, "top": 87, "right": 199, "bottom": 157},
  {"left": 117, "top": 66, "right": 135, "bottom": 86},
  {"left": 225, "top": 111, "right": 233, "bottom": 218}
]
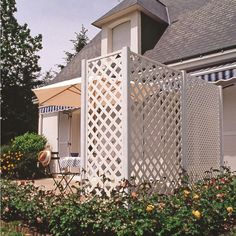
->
[{"left": 38, "top": 151, "right": 75, "bottom": 193}]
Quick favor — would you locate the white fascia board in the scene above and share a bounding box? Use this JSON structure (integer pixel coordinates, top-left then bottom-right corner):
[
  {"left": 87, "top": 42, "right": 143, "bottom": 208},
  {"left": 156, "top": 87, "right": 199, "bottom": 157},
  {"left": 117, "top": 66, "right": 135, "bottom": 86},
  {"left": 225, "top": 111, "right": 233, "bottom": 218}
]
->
[
  {"left": 167, "top": 48, "right": 236, "bottom": 71},
  {"left": 191, "top": 64, "right": 236, "bottom": 77}
]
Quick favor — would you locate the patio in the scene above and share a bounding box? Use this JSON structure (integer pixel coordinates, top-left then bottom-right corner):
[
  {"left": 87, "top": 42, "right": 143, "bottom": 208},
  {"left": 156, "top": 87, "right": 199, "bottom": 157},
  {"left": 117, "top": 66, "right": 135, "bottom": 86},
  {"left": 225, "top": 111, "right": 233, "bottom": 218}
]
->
[{"left": 17, "top": 178, "right": 79, "bottom": 193}]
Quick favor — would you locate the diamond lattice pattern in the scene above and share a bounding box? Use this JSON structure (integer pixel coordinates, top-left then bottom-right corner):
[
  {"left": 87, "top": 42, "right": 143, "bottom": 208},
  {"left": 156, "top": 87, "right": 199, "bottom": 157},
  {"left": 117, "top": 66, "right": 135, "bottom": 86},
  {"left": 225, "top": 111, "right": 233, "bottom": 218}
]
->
[
  {"left": 129, "top": 52, "right": 184, "bottom": 191},
  {"left": 185, "top": 75, "right": 221, "bottom": 181},
  {"left": 86, "top": 52, "right": 123, "bottom": 189},
  {"left": 85, "top": 50, "right": 221, "bottom": 193}
]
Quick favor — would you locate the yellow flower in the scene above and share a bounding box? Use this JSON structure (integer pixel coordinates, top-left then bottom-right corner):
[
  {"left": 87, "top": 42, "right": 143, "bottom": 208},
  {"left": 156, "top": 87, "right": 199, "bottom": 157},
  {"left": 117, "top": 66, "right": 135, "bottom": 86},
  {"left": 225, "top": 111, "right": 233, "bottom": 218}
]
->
[
  {"left": 192, "top": 210, "right": 201, "bottom": 220},
  {"left": 184, "top": 190, "right": 191, "bottom": 197},
  {"left": 193, "top": 194, "right": 200, "bottom": 200},
  {"left": 227, "top": 207, "right": 233, "bottom": 213},
  {"left": 146, "top": 204, "right": 155, "bottom": 213}
]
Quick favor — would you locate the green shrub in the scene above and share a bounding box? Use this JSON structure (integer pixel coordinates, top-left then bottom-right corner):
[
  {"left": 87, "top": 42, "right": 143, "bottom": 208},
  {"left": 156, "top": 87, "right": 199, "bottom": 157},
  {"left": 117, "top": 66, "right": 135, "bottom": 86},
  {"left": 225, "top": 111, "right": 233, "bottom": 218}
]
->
[
  {"left": 1, "top": 168, "right": 236, "bottom": 236},
  {"left": 1, "top": 133, "right": 47, "bottom": 179},
  {"left": 15, "top": 152, "right": 46, "bottom": 179},
  {"left": 0, "top": 145, "right": 11, "bottom": 154},
  {"left": 11, "top": 132, "right": 47, "bottom": 153},
  {"left": 1, "top": 180, "right": 55, "bottom": 233}
]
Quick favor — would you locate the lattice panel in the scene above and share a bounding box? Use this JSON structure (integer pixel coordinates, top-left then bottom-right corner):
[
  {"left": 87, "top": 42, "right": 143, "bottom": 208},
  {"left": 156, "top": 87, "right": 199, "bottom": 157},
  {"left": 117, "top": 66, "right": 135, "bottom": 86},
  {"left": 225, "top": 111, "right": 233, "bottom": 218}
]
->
[
  {"left": 129, "top": 52, "right": 183, "bottom": 192},
  {"left": 185, "top": 75, "right": 221, "bottom": 181},
  {"left": 86, "top": 52, "right": 123, "bottom": 190},
  {"left": 84, "top": 49, "right": 221, "bottom": 193}
]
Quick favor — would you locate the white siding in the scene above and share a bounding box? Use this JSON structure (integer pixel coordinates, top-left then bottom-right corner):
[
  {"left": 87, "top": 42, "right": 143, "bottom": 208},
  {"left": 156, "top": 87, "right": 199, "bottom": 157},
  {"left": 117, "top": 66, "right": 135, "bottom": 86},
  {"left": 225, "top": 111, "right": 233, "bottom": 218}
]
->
[
  {"left": 223, "top": 84, "right": 236, "bottom": 171},
  {"left": 41, "top": 113, "right": 58, "bottom": 152}
]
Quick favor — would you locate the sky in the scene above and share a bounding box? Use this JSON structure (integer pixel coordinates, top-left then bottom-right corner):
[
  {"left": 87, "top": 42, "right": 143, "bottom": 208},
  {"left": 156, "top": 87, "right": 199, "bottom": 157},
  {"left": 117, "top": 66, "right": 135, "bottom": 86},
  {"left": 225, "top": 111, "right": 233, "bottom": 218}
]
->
[{"left": 15, "top": 0, "right": 119, "bottom": 74}]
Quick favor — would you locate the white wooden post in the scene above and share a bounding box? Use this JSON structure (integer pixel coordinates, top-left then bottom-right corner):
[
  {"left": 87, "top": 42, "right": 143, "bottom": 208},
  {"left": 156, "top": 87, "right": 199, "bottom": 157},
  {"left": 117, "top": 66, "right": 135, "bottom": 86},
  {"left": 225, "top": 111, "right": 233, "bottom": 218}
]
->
[
  {"left": 121, "top": 47, "right": 130, "bottom": 180},
  {"left": 181, "top": 70, "right": 187, "bottom": 173},
  {"left": 38, "top": 113, "right": 43, "bottom": 135},
  {"left": 81, "top": 59, "right": 87, "bottom": 175},
  {"left": 219, "top": 85, "right": 224, "bottom": 168}
]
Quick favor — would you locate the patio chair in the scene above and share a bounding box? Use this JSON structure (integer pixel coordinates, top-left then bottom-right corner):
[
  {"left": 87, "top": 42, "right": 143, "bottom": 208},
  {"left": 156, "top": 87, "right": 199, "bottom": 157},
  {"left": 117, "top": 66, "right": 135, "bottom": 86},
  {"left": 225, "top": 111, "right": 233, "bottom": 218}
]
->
[{"left": 38, "top": 151, "right": 77, "bottom": 193}]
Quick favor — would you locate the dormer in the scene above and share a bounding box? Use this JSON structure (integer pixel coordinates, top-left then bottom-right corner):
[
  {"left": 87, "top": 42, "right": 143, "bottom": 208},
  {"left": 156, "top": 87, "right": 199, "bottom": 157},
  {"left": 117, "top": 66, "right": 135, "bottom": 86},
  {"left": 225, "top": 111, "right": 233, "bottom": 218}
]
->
[{"left": 93, "top": 0, "right": 169, "bottom": 56}]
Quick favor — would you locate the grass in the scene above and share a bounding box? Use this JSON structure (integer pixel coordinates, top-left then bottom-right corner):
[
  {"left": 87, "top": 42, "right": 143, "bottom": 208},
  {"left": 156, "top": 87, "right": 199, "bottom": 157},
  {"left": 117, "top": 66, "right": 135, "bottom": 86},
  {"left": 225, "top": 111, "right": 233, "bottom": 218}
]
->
[
  {"left": 0, "top": 221, "right": 24, "bottom": 236},
  {"left": 1, "top": 220, "right": 235, "bottom": 236}
]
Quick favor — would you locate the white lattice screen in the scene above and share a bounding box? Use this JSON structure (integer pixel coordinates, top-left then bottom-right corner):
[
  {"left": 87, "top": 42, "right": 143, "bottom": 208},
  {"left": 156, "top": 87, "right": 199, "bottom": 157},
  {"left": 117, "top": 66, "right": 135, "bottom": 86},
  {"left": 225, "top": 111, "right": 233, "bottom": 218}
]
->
[
  {"left": 82, "top": 48, "right": 222, "bottom": 192},
  {"left": 128, "top": 52, "right": 183, "bottom": 191},
  {"left": 86, "top": 52, "right": 123, "bottom": 189},
  {"left": 184, "top": 75, "right": 221, "bottom": 181}
]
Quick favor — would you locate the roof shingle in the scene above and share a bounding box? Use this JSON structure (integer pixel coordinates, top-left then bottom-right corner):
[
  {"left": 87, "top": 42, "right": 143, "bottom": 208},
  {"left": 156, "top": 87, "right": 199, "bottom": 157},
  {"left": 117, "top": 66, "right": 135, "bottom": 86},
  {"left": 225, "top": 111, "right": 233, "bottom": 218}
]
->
[{"left": 145, "top": 0, "right": 236, "bottom": 63}]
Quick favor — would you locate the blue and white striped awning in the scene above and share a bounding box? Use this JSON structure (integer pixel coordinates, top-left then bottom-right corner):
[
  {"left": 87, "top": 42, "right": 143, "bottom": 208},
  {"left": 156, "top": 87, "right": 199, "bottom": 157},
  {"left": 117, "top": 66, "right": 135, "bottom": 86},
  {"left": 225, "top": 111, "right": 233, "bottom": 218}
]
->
[
  {"left": 191, "top": 63, "right": 236, "bottom": 84},
  {"left": 39, "top": 106, "right": 78, "bottom": 114}
]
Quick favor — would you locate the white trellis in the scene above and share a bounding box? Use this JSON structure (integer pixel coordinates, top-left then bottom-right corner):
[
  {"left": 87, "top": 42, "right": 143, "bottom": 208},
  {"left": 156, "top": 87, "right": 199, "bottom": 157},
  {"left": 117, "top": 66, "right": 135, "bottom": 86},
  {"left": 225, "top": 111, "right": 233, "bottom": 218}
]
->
[{"left": 80, "top": 47, "right": 222, "bottom": 192}]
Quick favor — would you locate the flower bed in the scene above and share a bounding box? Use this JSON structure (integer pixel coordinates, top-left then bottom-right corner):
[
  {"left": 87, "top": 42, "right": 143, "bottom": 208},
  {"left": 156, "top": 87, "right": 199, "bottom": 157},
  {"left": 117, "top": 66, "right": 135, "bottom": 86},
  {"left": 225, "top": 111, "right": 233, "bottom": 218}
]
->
[
  {"left": 1, "top": 168, "right": 236, "bottom": 236},
  {"left": 0, "top": 132, "right": 47, "bottom": 179}
]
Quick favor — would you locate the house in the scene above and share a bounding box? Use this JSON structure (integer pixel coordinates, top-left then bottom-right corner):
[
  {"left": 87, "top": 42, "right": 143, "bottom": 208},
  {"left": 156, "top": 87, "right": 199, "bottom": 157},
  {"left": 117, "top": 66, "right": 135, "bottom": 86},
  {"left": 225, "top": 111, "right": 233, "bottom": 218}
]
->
[{"left": 34, "top": 0, "right": 236, "bottom": 178}]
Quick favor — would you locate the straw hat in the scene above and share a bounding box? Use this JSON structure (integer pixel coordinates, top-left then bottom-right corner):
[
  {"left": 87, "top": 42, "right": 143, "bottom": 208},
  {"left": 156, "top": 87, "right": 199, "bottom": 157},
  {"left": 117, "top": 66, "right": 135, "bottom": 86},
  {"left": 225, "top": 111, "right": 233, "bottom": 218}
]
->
[{"left": 38, "top": 150, "right": 51, "bottom": 166}]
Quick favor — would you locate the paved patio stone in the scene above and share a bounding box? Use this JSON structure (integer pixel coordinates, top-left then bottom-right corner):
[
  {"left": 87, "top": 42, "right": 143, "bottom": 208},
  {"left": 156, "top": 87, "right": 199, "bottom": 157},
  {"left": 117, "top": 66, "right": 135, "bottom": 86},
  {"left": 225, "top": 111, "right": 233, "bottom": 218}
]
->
[{"left": 17, "top": 177, "right": 80, "bottom": 193}]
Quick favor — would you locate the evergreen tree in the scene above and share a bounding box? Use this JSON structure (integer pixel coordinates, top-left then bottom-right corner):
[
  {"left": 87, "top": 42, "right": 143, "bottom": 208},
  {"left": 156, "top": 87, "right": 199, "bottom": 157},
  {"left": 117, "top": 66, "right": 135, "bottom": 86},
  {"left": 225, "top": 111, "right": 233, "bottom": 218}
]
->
[
  {"left": 41, "top": 69, "right": 57, "bottom": 86},
  {"left": 58, "top": 25, "right": 89, "bottom": 69},
  {"left": 1, "top": 0, "right": 43, "bottom": 144}
]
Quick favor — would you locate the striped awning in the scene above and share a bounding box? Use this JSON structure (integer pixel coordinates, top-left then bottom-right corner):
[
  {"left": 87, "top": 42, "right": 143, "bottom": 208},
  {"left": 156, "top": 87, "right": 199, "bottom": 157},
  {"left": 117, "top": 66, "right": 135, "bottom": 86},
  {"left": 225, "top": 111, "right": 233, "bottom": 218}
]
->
[
  {"left": 191, "top": 63, "right": 236, "bottom": 84},
  {"left": 39, "top": 106, "right": 78, "bottom": 114}
]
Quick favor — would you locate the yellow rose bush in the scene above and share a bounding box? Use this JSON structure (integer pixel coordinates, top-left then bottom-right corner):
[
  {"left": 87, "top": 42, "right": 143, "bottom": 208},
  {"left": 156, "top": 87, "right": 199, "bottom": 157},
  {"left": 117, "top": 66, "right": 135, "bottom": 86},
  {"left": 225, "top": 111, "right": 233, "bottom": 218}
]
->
[
  {"left": 192, "top": 210, "right": 201, "bottom": 220},
  {"left": 1, "top": 132, "right": 47, "bottom": 179},
  {"left": 1, "top": 167, "right": 236, "bottom": 236},
  {"left": 0, "top": 151, "right": 23, "bottom": 177},
  {"left": 146, "top": 204, "right": 155, "bottom": 213}
]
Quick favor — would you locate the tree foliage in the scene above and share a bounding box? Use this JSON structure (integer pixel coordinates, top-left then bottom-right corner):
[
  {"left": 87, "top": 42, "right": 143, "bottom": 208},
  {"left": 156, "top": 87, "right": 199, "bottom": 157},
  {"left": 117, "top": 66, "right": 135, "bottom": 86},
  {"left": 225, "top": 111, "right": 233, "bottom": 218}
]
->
[
  {"left": 58, "top": 25, "right": 89, "bottom": 69},
  {"left": 1, "top": 0, "right": 43, "bottom": 144}
]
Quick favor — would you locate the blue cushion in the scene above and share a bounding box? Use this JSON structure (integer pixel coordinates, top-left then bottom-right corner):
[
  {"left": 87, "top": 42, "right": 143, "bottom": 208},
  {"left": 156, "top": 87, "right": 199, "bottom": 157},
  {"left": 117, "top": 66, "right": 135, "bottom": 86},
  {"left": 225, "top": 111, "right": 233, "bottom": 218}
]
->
[{"left": 70, "top": 152, "right": 79, "bottom": 157}]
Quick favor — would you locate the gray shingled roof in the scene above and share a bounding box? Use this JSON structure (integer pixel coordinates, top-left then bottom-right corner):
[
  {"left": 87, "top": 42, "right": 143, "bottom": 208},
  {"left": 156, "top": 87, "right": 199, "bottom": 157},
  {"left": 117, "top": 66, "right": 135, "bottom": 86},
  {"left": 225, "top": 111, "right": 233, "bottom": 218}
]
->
[
  {"left": 93, "top": 0, "right": 168, "bottom": 26},
  {"left": 145, "top": 0, "right": 236, "bottom": 63},
  {"left": 50, "top": 0, "right": 236, "bottom": 84},
  {"left": 160, "top": 0, "right": 207, "bottom": 23}
]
